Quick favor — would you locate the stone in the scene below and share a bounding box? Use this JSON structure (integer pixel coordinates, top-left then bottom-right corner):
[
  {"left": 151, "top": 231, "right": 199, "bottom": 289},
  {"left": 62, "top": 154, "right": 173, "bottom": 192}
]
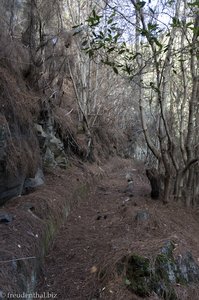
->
[
  {"left": 125, "top": 254, "right": 151, "bottom": 297},
  {"left": 43, "top": 147, "right": 55, "bottom": 167},
  {"left": 36, "top": 122, "right": 68, "bottom": 168},
  {"left": 176, "top": 251, "right": 199, "bottom": 283},
  {"left": 21, "top": 202, "right": 35, "bottom": 211},
  {"left": 55, "top": 155, "right": 68, "bottom": 169},
  {"left": 135, "top": 210, "right": 150, "bottom": 222},
  {"left": 124, "top": 182, "right": 134, "bottom": 197},
  {"left": 161, "top": 240, "right": 175, "bottom": 256},
  {"left": 24, "top": 168, "right": 44, "bottom": 190},
  {"left": 34, "top": 123, "right": 47, "bottom": 148},
  {"left": 126, "top": 172, "right": 133, "bottom": 182},
  {"left": 119, "top": 240, "right": 199, "bottom": 300},
  {"left": 0, "top": 212, "right": 13, "bottom": 223}
]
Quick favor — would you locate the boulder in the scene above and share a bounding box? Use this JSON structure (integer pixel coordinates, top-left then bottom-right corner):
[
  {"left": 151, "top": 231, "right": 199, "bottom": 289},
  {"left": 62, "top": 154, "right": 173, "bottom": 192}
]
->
[
  {"left": 119, "top": 240, "right": 199, "bottom": 299},
  {"left": 176, "top": 251, "right": 199, "bottom": 283}
]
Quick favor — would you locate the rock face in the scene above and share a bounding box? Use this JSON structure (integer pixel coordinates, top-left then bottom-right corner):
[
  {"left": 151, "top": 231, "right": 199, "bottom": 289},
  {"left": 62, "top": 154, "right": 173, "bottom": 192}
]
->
[
  {"left": 0, "top": 115, "right": 38, "bottom": 205},
  {"left": 0, "top": 114, "right": 67, "bottom": 205},
  {"left": 0, "top": 115, "right": 40, "bottom": 205},
  {"left": 0, "top": 66, "right": 68, "bottom": 205},
  {"left": 119, "top": 241, "right": 199, "bottom": 299},
  {"left": 35, "top": 121, "right": 68, "bottom": 169}
]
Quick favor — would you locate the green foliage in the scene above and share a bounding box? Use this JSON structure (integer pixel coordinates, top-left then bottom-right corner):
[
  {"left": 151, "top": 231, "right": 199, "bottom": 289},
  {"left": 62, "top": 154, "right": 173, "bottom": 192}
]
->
[
  {"left": 86, "top": 9, "right": 102, "bottom": 27},
  {"left": 77, "top": 3, "right": 168, "bottom": 79},
  {"left": 188, "top": 1, "right": 199, "bottom": 7},
  {"left": 167, "top": 0, "right": 175, "bottom": 5},
  {"left": 135, "top": 1, "right": 146, "bottom": 10},
  {"left": 171, "top": 17, "right": 181, "bottom": 27},
  {"left": 74, "top": 0, "right": 198, "bottom": 87}
]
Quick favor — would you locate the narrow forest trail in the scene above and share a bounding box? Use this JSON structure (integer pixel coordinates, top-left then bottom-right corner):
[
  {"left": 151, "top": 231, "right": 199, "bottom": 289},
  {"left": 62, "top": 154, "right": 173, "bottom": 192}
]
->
[{"left": 38, "top": 159, "right": 199, "bottom": 300}]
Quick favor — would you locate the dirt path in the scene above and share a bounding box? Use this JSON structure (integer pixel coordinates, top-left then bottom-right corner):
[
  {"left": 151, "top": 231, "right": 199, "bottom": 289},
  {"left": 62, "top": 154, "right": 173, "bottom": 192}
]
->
[
  {"left": 37, "top": 159, "right": 148, "bottom": 299},
  {"left": 38, "top": 159, "right": 199, "bottom": 300}
]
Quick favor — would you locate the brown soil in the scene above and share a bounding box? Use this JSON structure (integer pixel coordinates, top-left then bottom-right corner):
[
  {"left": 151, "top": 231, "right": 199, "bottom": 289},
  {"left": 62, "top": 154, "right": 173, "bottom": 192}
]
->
[{"left": 37, "top": 157, "right": 199, "bottom": 300}]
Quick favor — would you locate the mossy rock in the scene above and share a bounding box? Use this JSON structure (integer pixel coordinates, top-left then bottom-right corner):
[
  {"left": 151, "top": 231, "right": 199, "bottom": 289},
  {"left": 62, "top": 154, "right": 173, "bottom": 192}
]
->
[
  {"left": 125, "top": 255, "right": 152, "bottom": 297},
  {"left": 123, "top": 253, "right": 178, "bottom": 299},
  {"left": 151, "top": 279, "right": 177, "bottom": 300},
  {"left": 155, "top": 254, "right": 177, "bottom": 283},
  {"left": 152, "top": 243, "right": 178, "bottom": 299},
  {"left": 122, "top": 243, "right": 178, "bottom": 299},
  {"left": 121, "top": 240, "right": 199, "bottom": 299}
]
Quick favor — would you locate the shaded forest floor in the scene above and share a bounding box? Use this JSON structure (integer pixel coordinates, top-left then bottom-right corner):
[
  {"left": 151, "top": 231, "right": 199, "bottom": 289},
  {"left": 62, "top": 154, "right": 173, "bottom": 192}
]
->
[{"left": 38, "top": 158, "right": 199, "bottom": 300}]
